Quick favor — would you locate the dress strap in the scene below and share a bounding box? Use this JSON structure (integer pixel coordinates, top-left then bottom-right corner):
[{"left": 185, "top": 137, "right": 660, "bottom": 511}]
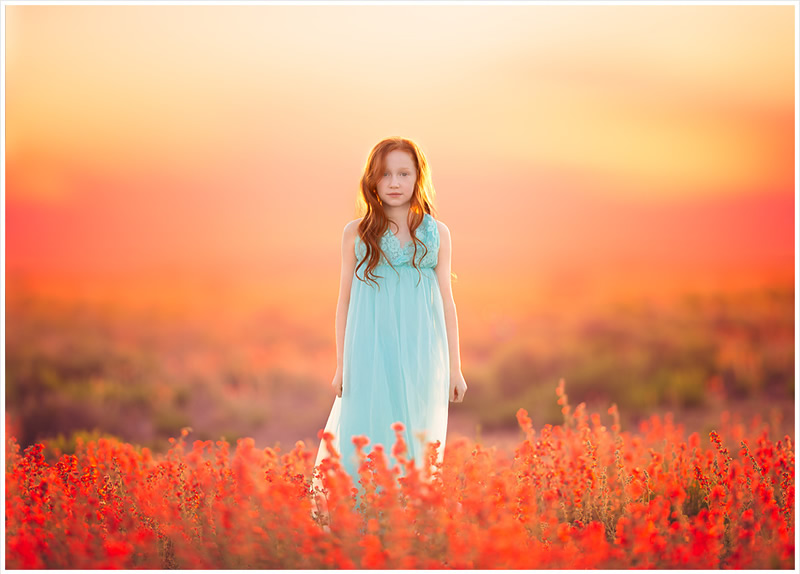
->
[{"left": 421, "top": 213, "right": 439, "bottom": 256}]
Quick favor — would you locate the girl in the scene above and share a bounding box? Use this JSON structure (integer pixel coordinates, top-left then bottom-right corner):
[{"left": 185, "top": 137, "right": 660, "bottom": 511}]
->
[{"left": 313, "top": 136, "right": 467, "bottom": 488}]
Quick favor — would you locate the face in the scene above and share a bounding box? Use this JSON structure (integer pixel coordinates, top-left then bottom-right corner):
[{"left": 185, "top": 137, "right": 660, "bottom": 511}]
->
[{"left": 375, "top": 149, "right": 417, "bottom": 208}]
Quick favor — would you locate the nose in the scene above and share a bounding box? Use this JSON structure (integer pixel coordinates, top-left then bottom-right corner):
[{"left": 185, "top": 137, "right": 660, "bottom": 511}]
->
[{"left": 390, "top": 175, "right": 400, "bottom": 187}]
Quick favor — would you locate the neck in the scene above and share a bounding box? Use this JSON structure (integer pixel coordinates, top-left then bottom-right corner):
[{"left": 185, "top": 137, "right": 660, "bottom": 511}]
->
[{"left": 382, "top": 204, "right": 410, "bottom": 231}]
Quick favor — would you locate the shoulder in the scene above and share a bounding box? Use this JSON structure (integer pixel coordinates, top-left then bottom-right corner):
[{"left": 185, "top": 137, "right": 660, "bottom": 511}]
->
[
  {"left": 343, "top": 218, "right": 362, "bottom": 238},
  {"left": 341, "top": 218, "right": 361, "bottom": 256},
  {"left": 434, "top": 218, "right": 451, "bottom": 240}
]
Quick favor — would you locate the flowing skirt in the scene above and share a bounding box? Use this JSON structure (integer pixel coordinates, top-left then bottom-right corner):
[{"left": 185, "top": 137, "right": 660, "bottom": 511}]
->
[{"left": 313, "top": 263, "right": 450, "bottom": 491}]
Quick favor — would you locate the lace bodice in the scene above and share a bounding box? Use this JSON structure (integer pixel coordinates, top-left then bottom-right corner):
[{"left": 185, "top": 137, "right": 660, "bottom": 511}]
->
[{"left": 355, "top": 212, "right": 439, "bottom": 268}]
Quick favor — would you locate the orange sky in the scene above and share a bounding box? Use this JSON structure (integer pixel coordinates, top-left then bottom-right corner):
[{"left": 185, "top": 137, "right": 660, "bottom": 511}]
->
[{"left": 4, "top": 3, "right": 796, "bottom": 320}]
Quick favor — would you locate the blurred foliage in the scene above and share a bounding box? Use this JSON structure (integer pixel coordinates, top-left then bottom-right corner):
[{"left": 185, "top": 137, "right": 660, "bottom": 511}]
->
[
  {"left": 5, "top": 297, "right": 329, "bottom": 451},
  {"left": 459, "top": 285, "right": 795, "bottom": 434},
  {"left": 4, "top": 284, "right": 795, "bottom": 451}
]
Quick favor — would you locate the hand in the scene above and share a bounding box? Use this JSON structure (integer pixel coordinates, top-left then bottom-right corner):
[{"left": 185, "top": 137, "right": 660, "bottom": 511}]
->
[
  {"left": 331, "top": 367, "right": 343, "bottom": 398},
  {"left": 449, "top": 371, "right": 467, "bottom": 403}
]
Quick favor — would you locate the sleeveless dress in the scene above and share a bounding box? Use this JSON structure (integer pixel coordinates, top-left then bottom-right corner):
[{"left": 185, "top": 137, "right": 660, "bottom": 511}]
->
[{"left": 314, "top": 212, "right": 450, "bottom": 485}]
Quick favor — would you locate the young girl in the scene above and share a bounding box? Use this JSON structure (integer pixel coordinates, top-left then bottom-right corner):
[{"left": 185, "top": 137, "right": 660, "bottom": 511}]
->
[{"left": 314, "top": 136, "right": 467, "bottom": 487}]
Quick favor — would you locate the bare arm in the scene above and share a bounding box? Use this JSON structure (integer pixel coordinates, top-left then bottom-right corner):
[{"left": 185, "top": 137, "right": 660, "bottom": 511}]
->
[
  {"left": 332, "top": 220, "right": 359, "bottom": 396},
  {"left": 434, "top": 221, "right": 468, "bottom": 402}
]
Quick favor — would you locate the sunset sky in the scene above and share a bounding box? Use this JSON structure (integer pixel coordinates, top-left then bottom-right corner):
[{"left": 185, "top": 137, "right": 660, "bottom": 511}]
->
[{"left": 4, "top": 2, "right": 796, "bottom": 322}]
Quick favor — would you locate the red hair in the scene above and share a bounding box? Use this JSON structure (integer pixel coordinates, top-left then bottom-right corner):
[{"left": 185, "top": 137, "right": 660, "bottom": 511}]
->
[{"left": 355, "top": 137, "right": 437, "bottom": 287}]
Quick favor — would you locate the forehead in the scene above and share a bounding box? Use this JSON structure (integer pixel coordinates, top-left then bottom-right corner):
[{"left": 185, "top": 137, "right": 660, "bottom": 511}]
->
[{"left": 383, "top": 149, "right": 416, "bottom": 169}]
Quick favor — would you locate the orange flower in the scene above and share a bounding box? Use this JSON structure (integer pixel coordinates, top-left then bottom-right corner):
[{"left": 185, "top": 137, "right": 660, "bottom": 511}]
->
[{"left": 3, "top": 388, "right": 795, "bottom": 569}]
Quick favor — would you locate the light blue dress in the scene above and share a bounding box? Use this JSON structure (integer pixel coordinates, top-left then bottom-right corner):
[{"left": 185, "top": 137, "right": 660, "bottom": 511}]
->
[{"left": 314, "top": 212, "right": 450, "bottom": 485}]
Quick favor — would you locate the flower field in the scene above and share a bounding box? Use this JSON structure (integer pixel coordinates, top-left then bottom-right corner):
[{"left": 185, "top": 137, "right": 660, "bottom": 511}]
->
[{"left": 5, "top": 381, "right": 795, "bottom": 569}]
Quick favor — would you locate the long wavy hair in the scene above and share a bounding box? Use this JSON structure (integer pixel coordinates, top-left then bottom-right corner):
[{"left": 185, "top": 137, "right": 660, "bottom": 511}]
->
[{"left": 354, "top": 137, "right": 437, "bottom": 287}]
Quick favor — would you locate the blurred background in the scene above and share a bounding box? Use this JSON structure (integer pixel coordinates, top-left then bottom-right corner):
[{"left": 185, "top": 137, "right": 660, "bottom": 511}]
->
[{"left": 4, "top": 3, "right": 796, "bottom": 454}]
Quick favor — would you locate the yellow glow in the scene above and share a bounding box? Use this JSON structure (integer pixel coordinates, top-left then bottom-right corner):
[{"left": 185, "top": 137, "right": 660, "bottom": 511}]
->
[{"left": 5, "top": 4, "right": 794, "bottom": 314}]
